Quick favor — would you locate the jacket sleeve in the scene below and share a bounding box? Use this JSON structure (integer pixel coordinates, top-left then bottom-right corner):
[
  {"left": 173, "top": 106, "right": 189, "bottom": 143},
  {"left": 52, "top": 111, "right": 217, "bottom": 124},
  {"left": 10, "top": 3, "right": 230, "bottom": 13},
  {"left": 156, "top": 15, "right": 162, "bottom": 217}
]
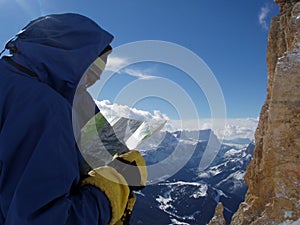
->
[{"left": 1, "top": 84, "right": 111, "bottom": 225}]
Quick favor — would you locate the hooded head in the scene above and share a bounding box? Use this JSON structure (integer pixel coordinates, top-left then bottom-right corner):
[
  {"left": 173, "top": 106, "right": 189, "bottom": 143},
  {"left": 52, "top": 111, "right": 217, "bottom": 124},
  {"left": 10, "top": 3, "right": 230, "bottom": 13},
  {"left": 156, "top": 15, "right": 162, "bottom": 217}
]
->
[{"left": 5, "top": 13, "right": 113, "bottom": 103}]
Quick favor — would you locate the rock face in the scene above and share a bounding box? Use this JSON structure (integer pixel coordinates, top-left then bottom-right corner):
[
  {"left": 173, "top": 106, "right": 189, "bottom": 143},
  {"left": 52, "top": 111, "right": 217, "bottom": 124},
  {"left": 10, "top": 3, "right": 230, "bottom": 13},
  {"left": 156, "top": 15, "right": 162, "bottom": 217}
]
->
[
  {"left": 207, "top": 203, "right": 226, "bottom": 225},
  {"left": 230, "top": 1, "right": 300, "bottom": 224}
]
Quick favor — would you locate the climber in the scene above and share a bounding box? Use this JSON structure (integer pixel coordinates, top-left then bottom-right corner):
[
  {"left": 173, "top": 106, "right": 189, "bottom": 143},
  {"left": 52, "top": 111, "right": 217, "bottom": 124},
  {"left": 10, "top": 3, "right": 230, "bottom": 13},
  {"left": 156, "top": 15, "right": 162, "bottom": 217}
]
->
[{"left": 0, "top": 13, "right": 147, "bottom": 225}]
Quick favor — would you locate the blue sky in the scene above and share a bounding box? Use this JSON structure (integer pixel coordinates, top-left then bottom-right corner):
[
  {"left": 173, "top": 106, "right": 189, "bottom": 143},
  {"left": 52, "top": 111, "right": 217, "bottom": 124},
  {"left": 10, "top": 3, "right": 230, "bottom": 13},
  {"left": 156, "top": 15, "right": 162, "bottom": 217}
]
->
[{"left": 0, "top": 0, "right": 279, "bottom": 119}]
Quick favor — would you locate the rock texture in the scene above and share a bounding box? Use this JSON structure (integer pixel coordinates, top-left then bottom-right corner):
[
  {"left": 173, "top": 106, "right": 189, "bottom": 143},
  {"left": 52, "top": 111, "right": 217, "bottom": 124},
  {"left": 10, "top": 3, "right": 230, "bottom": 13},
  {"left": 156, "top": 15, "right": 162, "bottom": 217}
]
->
[
  {"left": 207, "top": 203, "right": 226, "bottom": 225},
  {"left": 230, "top": 1, "right": 300, "bottom": 224},
  {"left": 208, "top": 1, "right": 300, "bottom": 224}
]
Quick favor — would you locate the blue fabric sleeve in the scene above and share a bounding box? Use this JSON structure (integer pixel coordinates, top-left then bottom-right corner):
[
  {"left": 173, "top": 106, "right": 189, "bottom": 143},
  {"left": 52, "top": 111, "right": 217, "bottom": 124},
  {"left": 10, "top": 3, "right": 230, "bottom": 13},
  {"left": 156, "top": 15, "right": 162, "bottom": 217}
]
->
[{"left": 66, "top": 186, "right": 111, "bottom": 225}]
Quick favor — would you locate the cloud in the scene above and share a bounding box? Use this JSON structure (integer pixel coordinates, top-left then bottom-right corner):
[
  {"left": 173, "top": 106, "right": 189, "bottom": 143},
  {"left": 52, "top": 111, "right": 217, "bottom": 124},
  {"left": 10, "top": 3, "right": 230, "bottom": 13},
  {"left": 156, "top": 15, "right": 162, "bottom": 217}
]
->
[
  {"left": 106, "top": 56, "right": 158, "bottom": 80},
  {"left": 106, "top": 56, "right": 128, "bottom": 72},
  {"left": 123, "top": 68, "right": 157, "bottom": 80},
  {"left": 96, "top": 99, "right": 258, "bottom": 141},
  {"left": 258, "top": 4, "right": 271, "bottom": 30},
  {"left": 95, "top": 99, "right": 169, "bottom": 122}
]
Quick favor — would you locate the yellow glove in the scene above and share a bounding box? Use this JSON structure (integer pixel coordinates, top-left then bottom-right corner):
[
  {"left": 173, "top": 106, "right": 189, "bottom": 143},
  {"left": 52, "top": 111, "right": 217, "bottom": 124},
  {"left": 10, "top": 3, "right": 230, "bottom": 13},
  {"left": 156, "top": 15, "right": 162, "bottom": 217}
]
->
[
  {"left": 109, "top": 150, "right": 147, "bottom": 190},
  {"left": 113, "top": 192, "right": 136, "bottom": 225},
  {"left": 81, "top": 166, "right": 130, "bottom": 225},
  {"left": 81, "top": 150, "right": 147, "bottom": 225}
]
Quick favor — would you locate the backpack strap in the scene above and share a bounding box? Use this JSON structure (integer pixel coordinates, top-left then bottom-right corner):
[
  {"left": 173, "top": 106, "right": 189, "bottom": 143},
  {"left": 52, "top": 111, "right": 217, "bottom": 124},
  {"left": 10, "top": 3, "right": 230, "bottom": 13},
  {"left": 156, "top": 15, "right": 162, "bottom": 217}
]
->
[{"left": 2, "top": 56, "right": 39, "bottom": 79}]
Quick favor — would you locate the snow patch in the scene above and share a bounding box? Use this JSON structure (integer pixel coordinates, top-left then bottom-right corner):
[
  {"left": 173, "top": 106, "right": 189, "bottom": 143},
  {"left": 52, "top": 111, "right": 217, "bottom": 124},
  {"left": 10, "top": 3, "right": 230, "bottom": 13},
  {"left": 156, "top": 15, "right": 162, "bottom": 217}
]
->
[
  {"left": 155, "top": 184, "right": 201, "bottom": 222},
  {"left": 159, "top": 181, "right": 203, "bottom": 187},
  {"left": 170, "top": 218, "right": 190, "bottom": 225},
  {"left": 190, "top": 184, "right": 208, "bottom": 198},
  {"left": 204, "top": 164, "right": 223, "bottom": 176},
  {"left": 156, "top": 194, "right": 173, "bottom": 211},
  {"left": 284, "top": 211, "right": 293, "bottom": 219},
  {"left": 233, "top": 171, "right": 245, "bottom": 180},
  {"left": 279, "top": 218, "right": 300, "bottom": 225},
  {"left": 179, "top": 139, "right": 199, "bottom": 145},
  {"left": 225, "top": 148, "right": 243, "bottom": 156}
]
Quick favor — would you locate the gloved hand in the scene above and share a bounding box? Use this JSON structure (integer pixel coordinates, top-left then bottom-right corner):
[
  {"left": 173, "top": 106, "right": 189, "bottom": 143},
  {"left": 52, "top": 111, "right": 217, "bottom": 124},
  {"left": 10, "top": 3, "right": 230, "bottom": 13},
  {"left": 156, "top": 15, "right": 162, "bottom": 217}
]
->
[
  {"left": 113, "top": 192, "right": 136, "bottom": 225},
  {"left": 108, "top": 150, "right": 147, "bottom": 191},
  {"left": 81, "top": 150, "right": 147, "bottom": 225}
]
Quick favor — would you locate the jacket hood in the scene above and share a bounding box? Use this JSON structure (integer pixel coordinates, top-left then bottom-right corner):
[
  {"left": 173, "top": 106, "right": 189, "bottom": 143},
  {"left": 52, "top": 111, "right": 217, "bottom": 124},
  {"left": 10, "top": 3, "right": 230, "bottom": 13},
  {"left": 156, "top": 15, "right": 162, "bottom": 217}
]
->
[{"left": 5, "top": 13, "right": 113, "bottom": 103}]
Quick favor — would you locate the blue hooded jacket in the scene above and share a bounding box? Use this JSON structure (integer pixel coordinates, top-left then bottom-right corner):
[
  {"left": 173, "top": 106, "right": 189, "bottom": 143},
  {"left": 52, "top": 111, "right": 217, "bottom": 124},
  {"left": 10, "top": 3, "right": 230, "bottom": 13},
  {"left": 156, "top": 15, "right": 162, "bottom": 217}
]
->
[{"left": 0, "top": 13, "right": 113, "bottom": 225}]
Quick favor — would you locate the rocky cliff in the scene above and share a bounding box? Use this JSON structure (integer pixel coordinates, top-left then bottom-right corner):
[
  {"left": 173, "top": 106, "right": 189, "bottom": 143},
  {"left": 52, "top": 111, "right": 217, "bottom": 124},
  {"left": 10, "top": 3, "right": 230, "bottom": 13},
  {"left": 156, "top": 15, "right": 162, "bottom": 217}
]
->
[
  {"left": 209, "top": 1, "right": 300, "bottom": 224},
  {"left": 231, "top": 1, "right": 300, "bottom": 224},
  {"left": 207, "top": 203, "right": 226, "bottom": 225}
]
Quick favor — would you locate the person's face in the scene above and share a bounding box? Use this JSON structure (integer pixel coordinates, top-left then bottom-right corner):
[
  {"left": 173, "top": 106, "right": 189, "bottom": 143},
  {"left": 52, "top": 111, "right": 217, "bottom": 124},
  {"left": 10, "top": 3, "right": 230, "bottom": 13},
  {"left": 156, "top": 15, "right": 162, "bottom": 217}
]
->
[{"left": 84, "top": 49, "right": 111, "bottom": 88}]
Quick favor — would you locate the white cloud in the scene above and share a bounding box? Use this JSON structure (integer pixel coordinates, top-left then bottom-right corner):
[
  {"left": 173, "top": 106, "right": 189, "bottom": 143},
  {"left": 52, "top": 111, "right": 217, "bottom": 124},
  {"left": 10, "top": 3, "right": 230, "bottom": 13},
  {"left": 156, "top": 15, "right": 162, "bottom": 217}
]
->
[
  {"left": 106, "top": 56, "right": 128, "bottom": 72},
  {"left": 259, "top": 4, "right": 271, "bottom": 30},
  {"left": 95, "top": 99, "right": 169, "bottom": 122},
  {"left": 123, "top": 68, "right": 157, "bottom": 80},
  {"left": 95, "top": 100, "right": 258, "bottom": 141},
  {"left": 106, "top": 56, "right": 158, "bottom": 80}
]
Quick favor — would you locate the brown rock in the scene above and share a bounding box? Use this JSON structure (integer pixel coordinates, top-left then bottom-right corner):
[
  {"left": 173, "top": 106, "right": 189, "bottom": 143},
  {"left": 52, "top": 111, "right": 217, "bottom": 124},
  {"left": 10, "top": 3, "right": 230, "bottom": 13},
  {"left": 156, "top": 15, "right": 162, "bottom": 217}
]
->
[
  {"left": 275, "top": 0, "right": 299, "bottom": 12},
  {"left": 207, "top": 203, "right": 226, "bottom": 225},
  {"left": 230, "top": 1, "right": 300, "bottom": 224}
]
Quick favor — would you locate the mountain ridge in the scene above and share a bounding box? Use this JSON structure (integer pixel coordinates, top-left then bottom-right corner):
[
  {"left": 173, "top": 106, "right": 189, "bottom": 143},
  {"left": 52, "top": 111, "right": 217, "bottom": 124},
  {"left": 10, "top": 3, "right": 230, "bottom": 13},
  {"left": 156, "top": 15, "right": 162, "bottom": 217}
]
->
[{"left": 131, "top": 129, "right": 254, "bottom": 225}]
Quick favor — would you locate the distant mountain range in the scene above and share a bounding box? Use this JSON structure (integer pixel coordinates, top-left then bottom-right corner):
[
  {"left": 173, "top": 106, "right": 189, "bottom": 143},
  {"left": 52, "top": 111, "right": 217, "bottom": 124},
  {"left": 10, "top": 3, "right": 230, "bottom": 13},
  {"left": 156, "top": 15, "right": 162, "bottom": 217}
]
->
[
  {"left": 131, "top": 129, "right": 255, "bottom": 225},
  {"left": 94, "top": 100, "right": 257, "bottom": 224}
]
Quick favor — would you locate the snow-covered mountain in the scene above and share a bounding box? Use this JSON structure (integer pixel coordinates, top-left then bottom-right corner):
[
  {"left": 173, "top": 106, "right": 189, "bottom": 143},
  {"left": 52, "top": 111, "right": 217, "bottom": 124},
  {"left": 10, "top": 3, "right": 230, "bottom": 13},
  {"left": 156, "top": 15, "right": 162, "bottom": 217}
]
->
[
  {"left": 93, "top": 100, "right": 257, "bottom": 224},
  {"left": 131, "top": 130, "right": 255, "bottom": 225}
]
